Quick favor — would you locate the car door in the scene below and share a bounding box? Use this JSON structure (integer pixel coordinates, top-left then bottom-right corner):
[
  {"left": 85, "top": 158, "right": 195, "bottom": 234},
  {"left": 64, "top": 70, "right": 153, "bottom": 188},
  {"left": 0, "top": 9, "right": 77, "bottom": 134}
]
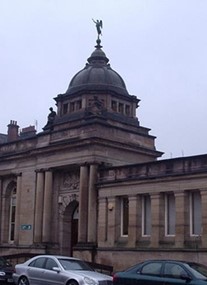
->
[
  {"left": 162, "top": 262, "right": 191, "bottom": 285},
  {"left": 27, "top": 257, "right": 47, "bottom": 285},
  {"left": 137, "top": 261, "right": 164, "bottom": 285},
  {"left": 41, "top": 257, "right": 65, "bottom": 285}
]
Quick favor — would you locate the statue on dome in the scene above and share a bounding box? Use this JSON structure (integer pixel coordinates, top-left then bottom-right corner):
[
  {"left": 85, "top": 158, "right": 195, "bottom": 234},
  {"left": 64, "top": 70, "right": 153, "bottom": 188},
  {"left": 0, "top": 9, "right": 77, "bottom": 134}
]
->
[
  {"left": 92, "top": 19, "right": 103, "bottom": 38},
  {"left": 48, "top": 107, "right": 56, "bottom": 122},
  {"left": 43, "top": 107, "right": 56, "bottom": 131}
]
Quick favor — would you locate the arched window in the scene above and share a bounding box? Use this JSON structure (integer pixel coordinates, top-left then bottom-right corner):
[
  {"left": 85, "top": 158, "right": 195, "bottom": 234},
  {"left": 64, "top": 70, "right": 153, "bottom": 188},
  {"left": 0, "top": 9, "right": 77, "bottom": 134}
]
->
[
  {"left": 1, "top": 181, "right": 17, "bottom": 244},
  {"left": 190, "top": 191, "right": 201, "bottom": 236},
  {"left": 121, "top": 196, "right": 129, "bottom": 236},
  {"left": 142, "top": 195, "right": 151, "bottom": 236},
  {"left": 9, "top": 187, "right": 16, "bottom": 242},
  {"left": 165, "top": 192, "right": 175, "bottom": 236}
]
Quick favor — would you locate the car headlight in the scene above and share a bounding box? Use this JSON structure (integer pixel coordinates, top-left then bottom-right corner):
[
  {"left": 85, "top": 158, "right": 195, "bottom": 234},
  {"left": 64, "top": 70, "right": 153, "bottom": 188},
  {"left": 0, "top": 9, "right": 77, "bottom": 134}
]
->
[
  {"left": 0, "top": 272, "right": 6, "bottom": 276},
  {"left": 83, "top": 276, "right": 97, "bottom": 285}
]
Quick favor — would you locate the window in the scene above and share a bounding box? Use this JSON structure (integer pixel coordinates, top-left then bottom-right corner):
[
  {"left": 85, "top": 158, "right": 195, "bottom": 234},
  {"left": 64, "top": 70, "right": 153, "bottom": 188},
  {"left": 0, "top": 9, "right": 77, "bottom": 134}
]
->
[
  {"left": 29, "top": 257, "right": 46, "bottom": 268},
  {"left": 111, "top": 100, "right": 117, "bottom": 111},
  {"left": 164, "top": 262, "right": 187, "bottom": 279},
  {"left": 125, "top": 105, "right": 130, "bottom": 116},
  {"left": 142, "top": 195, "right": 151, "bottom": 236},
  {"left": 118, "top": 103, "right": 124, "bottom": 114},
  {"left": 165, "top": 193, "right": 175, "bottom": 236},
  {"left": 63, "top": 103, "right": 68, "bottom": 115},
  {"left": 121, "top": 197, "right": 128, "bottom": 236},
  {"left": 76, "top": 100, "right": 82, "bottom": 110},
  {"left": 70, "top": 102, "right": 75, "bottom": 112},
  {"left": 190, "top": 192, "right": 201, "bottom": 236},
  {"left": 45, "top": 258, "right": 58, "bottom": 270},
  {"left": 9, "top": 188, "right": 16, "bottom": 242},
  {"left": 141, "top": 262, "right": 162, "bottom": 276},
  {"left": 59, "top": 259, "right": 93, "bottom": 271}
]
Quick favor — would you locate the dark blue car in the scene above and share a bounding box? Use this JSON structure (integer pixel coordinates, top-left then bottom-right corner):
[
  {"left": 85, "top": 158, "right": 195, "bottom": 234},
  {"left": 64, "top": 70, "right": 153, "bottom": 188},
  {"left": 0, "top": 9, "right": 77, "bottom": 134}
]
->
[
  {"left": 113, "top": 259, "right": 207, "bottom": 285},
  {"left": 0, "top": 257, "right": 14, "bottom": 284}
]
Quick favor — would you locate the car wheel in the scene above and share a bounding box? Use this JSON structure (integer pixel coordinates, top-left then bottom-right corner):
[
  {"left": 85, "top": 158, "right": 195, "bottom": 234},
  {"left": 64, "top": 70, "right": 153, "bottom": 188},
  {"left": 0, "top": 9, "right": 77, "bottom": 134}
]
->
[
  {"left": 67, "top": 280, "right": 78, "bottom": 285},
  {"left": 18, "top": 276, "right": 30, "bottom": 285}
]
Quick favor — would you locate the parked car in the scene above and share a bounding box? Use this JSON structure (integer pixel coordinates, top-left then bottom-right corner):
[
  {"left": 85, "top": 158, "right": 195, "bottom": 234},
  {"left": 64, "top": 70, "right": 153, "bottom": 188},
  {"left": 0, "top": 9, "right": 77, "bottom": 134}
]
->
[
  {"left": 13, "top": 255, "right": 112, "bottom": 285},
  {"left": 0, "top": 256, "right": 14, "bottom": 284},
  {"left": 113, "top": 259, "right": 207, "bottom": 285}
]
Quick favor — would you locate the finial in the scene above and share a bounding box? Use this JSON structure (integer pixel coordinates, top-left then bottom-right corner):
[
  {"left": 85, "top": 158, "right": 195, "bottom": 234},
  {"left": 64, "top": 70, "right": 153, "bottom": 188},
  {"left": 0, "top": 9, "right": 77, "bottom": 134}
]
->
[{"left": 92, "top": 19, "right": 103, "bottom": 48}]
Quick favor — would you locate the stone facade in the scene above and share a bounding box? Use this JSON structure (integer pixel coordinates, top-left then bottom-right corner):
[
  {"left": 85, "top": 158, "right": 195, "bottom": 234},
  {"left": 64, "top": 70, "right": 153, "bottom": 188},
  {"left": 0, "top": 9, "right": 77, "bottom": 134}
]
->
[
  {"left": 0, "top": 39, "right": 206, "bottom": 272},
  {"left": 96, "top": 156, "right": 207, "bottom": 270}
]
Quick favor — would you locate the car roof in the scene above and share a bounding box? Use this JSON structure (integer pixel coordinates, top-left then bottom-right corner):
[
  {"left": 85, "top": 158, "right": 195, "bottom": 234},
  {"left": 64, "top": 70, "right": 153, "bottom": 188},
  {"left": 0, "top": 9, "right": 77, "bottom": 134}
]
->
[
  {"left": 142, "top": 259, "right": 188, "bottom": 262},
  {"left": 139, "top": 259, "right": 203, "bottom": 266},
  {"left": 32, "top": 255, "right": 81, "bottom": 260},
  {"left": 125, "top": 259, "right": 203, "bottom": 270}
]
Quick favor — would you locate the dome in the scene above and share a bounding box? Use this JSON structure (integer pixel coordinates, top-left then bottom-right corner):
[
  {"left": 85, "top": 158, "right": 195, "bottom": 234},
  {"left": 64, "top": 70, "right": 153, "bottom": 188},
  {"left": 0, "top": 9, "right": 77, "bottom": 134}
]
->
[{"left": 66, "top": 45, "right": 129, "bottom": 96}]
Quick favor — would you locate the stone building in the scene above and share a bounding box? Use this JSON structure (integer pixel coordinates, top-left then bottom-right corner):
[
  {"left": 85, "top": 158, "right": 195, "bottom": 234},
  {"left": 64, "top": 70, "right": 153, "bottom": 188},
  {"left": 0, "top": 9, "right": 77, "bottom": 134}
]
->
[{"left": 0, "top": 36, "right": 207, "bottom": 272}]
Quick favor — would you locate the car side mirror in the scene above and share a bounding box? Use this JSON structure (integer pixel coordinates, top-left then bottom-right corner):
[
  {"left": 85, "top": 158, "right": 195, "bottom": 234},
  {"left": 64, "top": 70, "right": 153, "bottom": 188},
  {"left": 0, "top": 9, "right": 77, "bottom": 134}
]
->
[{"left": 52, "top": 267, "right": 61, "bottom": 273}]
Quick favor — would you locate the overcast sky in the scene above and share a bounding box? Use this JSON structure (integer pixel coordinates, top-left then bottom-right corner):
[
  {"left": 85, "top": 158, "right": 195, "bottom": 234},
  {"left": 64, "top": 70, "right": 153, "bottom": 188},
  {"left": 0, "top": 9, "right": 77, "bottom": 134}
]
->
[{"left": 0, "top": 0, "right": 206, "bottom": 159}]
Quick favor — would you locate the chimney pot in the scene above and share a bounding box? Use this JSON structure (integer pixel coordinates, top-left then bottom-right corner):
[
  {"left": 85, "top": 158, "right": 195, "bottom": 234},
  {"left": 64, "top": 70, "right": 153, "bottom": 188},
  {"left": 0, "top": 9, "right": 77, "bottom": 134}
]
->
[{"left": 7, "top": 120, "right": 19, "bottom": 142}]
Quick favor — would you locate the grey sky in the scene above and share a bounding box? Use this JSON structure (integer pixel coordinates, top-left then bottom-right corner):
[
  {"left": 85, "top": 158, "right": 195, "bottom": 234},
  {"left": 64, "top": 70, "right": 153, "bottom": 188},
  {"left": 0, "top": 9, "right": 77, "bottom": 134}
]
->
[{"left": 0, "top": 0, "right": 206, "bottom": 159}]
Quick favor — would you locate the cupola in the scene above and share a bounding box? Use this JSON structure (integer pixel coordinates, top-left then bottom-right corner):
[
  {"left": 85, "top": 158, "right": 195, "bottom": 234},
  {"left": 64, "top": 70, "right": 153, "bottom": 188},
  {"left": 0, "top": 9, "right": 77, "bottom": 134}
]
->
[
  {"left": 66, "top": 42, "right": 129, "bottom": 96},
  {"left": 42, "top": 22, "right": 162, "bottom": 161},
  {"left": 49, "top": 36, "right": 139, "bottom": 132}
]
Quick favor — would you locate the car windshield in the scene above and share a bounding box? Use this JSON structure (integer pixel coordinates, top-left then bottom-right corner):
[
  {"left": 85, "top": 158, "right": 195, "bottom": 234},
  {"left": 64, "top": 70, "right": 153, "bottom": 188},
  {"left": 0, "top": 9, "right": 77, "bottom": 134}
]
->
[
  {"left": 0, "top": 257, "right": 11, "bottom": 268},
  {"left": 58, "top": 259, "right": 94, "bottom": 271},
  {"left": 186, "top": 263, "right": 207, "bottom": 279}
]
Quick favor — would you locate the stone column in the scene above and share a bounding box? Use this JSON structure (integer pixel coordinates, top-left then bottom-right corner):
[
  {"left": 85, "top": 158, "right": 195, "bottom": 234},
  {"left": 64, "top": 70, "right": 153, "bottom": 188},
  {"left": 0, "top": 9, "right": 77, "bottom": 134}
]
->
[
  {"left": 34, "top": 171, "right": 44, "bottom": 243},
  {"left": 78, "top": 165, "right": 89, "bottom": 243},
  {"left": 128, "top": 195, "right": 137, "bottom": 247},
  {"left": 0, "top": 178, "right": 2, "bottom": 243},
  {"left": 200, "top": 189, "right": 207, "bottom": 247},
  {"left": 87, "top": 164, "right": 98, "bottom": 243},
  {"left": 98, "top": 197, "right": 107, "bottom": 245},
  {"left": 42, "top": 170, "right": 53, "bottom": 243},
  {"left": 175, "top": 191, "right": 187, "bottom": 247},
  {"left": 107, "top": 197, "right": 117, "bottom": 246},
  {"left": 150, "top": 193, "right": 161, "bottom": 247},
  {"left": 14, "top": 174, "right": 22, "bottom": 244},
  {"left": 136, "top": 195, "right": 142, "bottom": 242},
  {"left": 132, "top": 99, "right": 137, "bottom": 117},
  {"left": 1, "top": 188, "right": 7, "bottom": 243}
]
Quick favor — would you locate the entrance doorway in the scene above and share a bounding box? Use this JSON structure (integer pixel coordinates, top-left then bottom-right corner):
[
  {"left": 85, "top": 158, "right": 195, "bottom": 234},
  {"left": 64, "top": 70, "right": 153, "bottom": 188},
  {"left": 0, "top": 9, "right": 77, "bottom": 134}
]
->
[
  {"left": 62, "top": 200, "right": 79, "bottom": 256},
  {"left": 71, "top": 207, "right": 79, "bottom": 254}
]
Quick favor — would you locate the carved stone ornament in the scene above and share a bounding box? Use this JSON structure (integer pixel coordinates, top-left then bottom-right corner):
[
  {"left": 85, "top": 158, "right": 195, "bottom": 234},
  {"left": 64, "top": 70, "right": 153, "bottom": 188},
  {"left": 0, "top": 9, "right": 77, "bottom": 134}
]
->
[
  {"left": 62, "top": 172, "right": 79, "bottom": 190},
  {"left": 59, "top": 193, "right": 79, "bottom": 215}
]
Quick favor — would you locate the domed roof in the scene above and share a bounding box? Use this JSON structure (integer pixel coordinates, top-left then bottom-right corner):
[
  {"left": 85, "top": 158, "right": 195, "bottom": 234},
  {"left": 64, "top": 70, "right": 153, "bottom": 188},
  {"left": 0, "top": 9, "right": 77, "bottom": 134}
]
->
[{"left": 66, "top": 44, "right": 129, "bottom": 96}]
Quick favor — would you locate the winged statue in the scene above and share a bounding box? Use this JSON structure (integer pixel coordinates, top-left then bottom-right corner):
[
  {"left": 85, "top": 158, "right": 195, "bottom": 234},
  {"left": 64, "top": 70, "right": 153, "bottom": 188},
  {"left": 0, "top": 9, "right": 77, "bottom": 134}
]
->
[{"left": 92, "top": 19, "right": 103, "bottom": 37}]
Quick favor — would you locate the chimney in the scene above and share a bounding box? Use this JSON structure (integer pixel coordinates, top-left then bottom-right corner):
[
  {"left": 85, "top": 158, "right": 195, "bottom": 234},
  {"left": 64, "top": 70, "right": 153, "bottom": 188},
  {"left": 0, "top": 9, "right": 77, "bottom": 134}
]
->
[
  {"left": 20, "top": 125, "right": 36, "bottom": 138},
  {"left": 7, "top": 120, "right": 19, "bottom": 142}
]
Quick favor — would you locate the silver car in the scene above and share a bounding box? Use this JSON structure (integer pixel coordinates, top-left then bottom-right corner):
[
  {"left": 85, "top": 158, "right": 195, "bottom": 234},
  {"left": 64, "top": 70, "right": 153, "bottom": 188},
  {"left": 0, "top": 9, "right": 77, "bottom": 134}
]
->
[{"left": 13, "top": 255, "right": 112, "bottom": 285}]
